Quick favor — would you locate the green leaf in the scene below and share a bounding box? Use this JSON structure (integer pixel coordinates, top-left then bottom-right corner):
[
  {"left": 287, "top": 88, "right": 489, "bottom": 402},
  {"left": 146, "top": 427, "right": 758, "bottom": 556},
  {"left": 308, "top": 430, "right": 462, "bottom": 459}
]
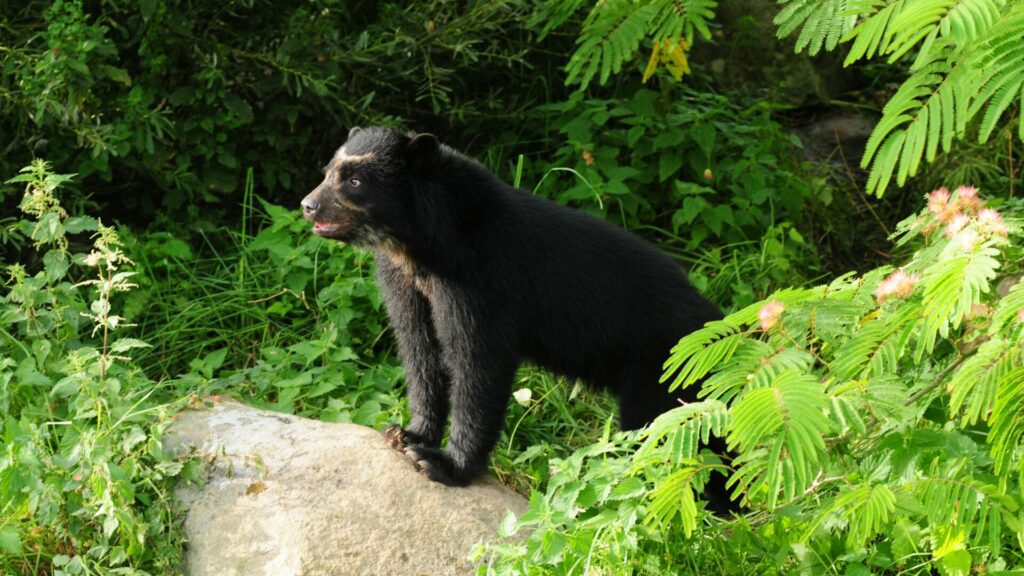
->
[
  {"left": 101, "top": 65, "right": 132, "bottom": 85},
  {"left": 44, "top": 249, "right": 69, "bottom": 283},
  {"left": 729, "top": 369, "right": 829, "bottom": 507},
  {"left": 497, "top": 511, "right": 519, "bottom": 538},
  {"left": 223, "top": 93, "right": 254, "bottom": 124},
  {"left": 937, "top": 549, "right": 971, "bottom": 576},
  {"left": 0, "top": 527, "right": 23, "bottom": 554},
  {"left": 64, "top": 215, "right": 100, "bottom": 234},
  {"left": 108, "top": 338, "right": 152, "bottom": 355},
  {"left": 190, "top": 347, "right": 228, "bottom": 378},
  {"left": 662, "top": 321, "right": 742, "bottom": 392},
  {"left": 948, "top": 338, "right": 1016, "bottom": 425},
  {"left": 658, "top": 152, "right": 683, "bottom": 181},
  {"left": 304, "top": 380, "right": 337, "bottom": 398},
  {"left": 916, "top": 245, "right": 1000, "bottom": 359}
]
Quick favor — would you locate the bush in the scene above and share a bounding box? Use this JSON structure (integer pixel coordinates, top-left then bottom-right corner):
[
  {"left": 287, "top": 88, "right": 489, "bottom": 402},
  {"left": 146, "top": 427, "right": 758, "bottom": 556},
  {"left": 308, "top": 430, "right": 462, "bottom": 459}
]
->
[
  {"left": 0, "top": 161, "right": 194, "bottom": 575},
  {"left": 0, "top": 0, "right": 567, "bottom": 219},
  {"left": 523, "top": 85, "right": 821, "bottom": 307}
]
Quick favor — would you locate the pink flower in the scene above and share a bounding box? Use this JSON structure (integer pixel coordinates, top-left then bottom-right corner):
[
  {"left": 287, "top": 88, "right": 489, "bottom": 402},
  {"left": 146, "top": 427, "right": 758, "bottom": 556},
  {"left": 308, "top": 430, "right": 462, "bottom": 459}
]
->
[
  {"left": 928, "top": 187, "right": 950, "bottom": 215},
  {"left": 875, "top": 270, "right": 919, "bottom": 304},
  {"left": 945, "top": 214, "right": 970, "bottom": 238},
  {"left": 1017, "top": 309, "right": 1024, "bottom": 324},
  {"left": 758, "top": 301, "right": 785, "bottom": 331},
  {"left": 978, "top": 208, "right": 1008, "bottom": 238},
  {"left": 955, "top": 185, "right": 981, "bottom": 214},
  {"left": 955, "top": 228, "right": 980, "bottom": 252},
  {"left": 928, "top": 187, "right": 960, "bottom": 224}
]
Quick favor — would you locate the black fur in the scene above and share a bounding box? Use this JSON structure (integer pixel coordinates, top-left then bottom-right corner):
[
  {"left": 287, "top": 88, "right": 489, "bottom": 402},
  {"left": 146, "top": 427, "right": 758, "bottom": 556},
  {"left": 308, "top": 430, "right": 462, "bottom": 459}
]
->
[{"left": 301, "top": 127, "right": 731, "bottom": 508}]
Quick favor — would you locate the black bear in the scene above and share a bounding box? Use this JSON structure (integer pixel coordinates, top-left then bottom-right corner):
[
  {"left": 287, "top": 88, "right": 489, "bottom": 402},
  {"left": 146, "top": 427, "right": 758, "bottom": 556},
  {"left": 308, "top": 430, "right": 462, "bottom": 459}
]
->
[{"left": 301, "top": 126, "right": 729, "bottom": 506}]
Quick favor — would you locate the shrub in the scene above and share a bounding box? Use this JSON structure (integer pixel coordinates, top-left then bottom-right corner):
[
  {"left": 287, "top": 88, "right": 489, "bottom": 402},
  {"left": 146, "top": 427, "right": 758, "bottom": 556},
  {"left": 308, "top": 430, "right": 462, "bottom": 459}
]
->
[{"left": 1, "top": 161, "right": 194, "bottom": 575}]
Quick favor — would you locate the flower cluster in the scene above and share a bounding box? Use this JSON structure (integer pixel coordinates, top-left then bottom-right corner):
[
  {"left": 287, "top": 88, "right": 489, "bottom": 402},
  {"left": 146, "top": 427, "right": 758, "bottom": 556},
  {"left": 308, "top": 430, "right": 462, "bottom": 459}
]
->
[
  {"left": 875, "top": 269, "right": 920, "bottom": 304},
  {"left": 925, "top": 186, "right": 1008, "bottom": 248},
  {"left": 758, "top": 301, "right": 785, "bottom": 331}
]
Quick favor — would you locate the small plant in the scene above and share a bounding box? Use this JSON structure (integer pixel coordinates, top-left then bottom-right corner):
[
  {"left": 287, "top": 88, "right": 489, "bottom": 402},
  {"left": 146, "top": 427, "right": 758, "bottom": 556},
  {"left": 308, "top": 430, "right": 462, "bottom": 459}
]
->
[
  {"left": 1, "top": 161, "right": 191, "bottom": 576},
  {"left": 477, "top": 187, "right": 1024, "bottom": 574}
]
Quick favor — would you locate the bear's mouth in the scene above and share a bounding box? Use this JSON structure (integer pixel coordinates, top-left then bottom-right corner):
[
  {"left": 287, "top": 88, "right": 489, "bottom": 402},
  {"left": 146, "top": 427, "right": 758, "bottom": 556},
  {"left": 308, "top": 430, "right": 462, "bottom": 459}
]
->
[{"left": 312, "top": 221, "right": 341, "bottom": 235}]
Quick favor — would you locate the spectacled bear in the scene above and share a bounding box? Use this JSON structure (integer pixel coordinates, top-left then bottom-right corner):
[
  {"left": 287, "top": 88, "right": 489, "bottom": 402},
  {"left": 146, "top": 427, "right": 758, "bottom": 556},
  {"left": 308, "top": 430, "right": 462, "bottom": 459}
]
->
[{"left": 301, "top": 126, "right": 732, "bottom": 510}]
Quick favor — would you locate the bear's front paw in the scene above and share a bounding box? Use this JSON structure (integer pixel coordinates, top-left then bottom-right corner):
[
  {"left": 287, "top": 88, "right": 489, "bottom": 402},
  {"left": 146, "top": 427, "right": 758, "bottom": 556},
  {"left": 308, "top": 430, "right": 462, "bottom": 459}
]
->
[
  {"left": 384, "top": 425, "right": 430, "bottom": 451},
  {"left": 384, "top": 426, "right": 408, "bottom": 450},
  {"left": 402, "top": 445, "right": 472, "bottom": 486}
]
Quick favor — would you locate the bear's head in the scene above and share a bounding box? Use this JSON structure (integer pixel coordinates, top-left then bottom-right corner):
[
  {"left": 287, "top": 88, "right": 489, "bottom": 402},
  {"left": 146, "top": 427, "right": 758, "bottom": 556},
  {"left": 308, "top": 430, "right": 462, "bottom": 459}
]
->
[{"left": 300, "top": 126, "right": 439, "bottom": 248}]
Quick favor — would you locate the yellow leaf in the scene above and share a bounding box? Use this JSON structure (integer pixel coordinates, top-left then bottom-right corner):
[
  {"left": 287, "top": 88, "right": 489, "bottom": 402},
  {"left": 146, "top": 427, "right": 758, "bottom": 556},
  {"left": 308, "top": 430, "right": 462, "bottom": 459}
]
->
[
  {"left": 933, "top": 527, "right": 965, "bottom": 559},
  {"left": 643, "top": 40, "right": 661, "bottom": 83},
  {"left": 664, "top": 37, "right": 691, "bottom": 81}
]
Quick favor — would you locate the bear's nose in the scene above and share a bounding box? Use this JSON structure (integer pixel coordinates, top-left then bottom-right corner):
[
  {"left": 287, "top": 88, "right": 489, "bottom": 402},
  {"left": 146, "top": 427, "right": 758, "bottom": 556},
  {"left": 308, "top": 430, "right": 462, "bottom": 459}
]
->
[{"left": 301, "top": 197, "right": 320, "bottom": 217}]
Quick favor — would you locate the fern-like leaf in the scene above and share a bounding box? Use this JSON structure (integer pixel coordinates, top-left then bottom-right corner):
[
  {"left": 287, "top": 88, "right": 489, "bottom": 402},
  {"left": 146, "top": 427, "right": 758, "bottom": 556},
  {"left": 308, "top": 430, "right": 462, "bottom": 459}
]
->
[
  {"left": 777, "top": 0, "right": 1022, "bottom": 196},
  {"left": 803, "top": 483, "right": 896, "bottom": 547},
  {"left": 662, "top": 320, "right": 743, "bottom": 392},
  {"left": 635, "top": 400, "right": 730, "bottom": 535},
  {"left": 916, "top": 472, "right": 1006, "bottom": 545},
  {"left": 989, "top": 364, "right": 1024, "bottom": 480},
  {"left": 990, "top": 278, "right": 1024, "bottom": 335},
  {"left": 633, "top": 400, "right": 729, "bottom": 468},
  {"left": 564, "top": 0, "right": 718, "bottom": 88},
  {"left": 645, "top": 468, "right": 700, "bottom": 536},
  {"left": 728, "top": 369, "right": 830, "bottom": 507},
  {"left": 698, "top": 339, "right": 776, "bottom": 403},
  {"left": 566, "top": 2, "right": 655, "bottom": 89},
  {"left": 843, "top": 0, "right": 908, "bottom": 65},
  {"left": 827, "top": 395, "right": 868, "bottom": 436},
  {"left": 774, "top": 0, "right": 857, "bottom": 56},
  {"left": 723, "top": 286, "right": 823, "bottom": 326},
  {"left": 831, "top": 302, "right": 919, "bottom": 382},
  {"left": 970, "top": 7, "right": 1024, "bottom": 142},
  {"left": 915, "top": 244, "right": 1000, "bottom": 359},
  {"left": 947, "top": 337, "right": 1018, "bottom": 425}
]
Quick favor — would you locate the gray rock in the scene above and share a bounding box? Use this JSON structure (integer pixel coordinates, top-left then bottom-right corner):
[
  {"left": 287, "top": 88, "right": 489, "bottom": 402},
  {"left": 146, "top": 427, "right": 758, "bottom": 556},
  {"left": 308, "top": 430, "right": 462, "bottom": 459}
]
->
[{"left": 166, "top": 398, "right": 526, "bottom": 576}]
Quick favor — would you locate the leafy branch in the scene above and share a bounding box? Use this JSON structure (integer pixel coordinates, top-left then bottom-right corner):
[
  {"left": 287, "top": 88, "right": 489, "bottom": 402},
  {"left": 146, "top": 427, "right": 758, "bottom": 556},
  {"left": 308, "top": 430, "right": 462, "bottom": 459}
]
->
[{"left": 775, "top": 0, "right": 1024, "bottom": 196}]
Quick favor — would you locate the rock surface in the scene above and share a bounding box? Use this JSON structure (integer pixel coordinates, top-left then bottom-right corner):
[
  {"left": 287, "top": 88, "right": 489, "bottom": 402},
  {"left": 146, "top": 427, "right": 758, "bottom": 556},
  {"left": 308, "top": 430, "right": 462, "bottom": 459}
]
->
[{"left": 166, "top": 398, "right": 526, "bottom": 576}]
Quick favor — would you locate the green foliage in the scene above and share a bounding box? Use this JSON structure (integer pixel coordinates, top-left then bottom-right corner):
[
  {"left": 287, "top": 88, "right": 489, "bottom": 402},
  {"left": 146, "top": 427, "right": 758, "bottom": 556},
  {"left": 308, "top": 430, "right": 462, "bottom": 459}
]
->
[
  {"left": 1, "top": 162, "right": 192, "bottom": 575},
  {"left": 775, "top": 0, "right": 1024, "bottom": 197},
  {"left": 533, "top": 0, "right": 717, "bottom": 88},
  {"left": 476, "top": 187, "right": 1024, "bottom": 574},
  {"left": 144, "top": 199, "right": 406, "bottom": 424},
  {"left": 527, "top": 85, "right": 820, "bottom": 307},
  {"left": 0, "top": 0, "right": 562, "bottom": 217}
]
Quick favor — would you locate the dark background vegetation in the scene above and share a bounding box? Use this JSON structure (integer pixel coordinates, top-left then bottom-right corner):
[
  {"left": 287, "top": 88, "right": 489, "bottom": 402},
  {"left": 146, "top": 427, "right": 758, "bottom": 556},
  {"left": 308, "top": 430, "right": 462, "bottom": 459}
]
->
[{"left": 2, "top": 1, "right": 1022, "bottom": 574}]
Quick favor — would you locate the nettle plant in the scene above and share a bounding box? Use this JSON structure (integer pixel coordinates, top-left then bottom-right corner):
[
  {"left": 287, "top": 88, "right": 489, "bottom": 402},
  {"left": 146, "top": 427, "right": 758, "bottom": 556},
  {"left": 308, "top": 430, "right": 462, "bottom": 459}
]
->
[
  {"left": 1, "top": 161, "right": 187, "bottom": 575},
  {"left": 479, "top": 188, "right": 1024, "bottom": 574}
]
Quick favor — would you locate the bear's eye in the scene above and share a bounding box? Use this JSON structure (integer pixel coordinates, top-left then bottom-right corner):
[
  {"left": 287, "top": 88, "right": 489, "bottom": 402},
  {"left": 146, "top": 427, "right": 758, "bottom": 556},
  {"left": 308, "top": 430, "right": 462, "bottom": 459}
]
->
[{"left": 348, "top": 177, "right": 361, "bottom": 187}]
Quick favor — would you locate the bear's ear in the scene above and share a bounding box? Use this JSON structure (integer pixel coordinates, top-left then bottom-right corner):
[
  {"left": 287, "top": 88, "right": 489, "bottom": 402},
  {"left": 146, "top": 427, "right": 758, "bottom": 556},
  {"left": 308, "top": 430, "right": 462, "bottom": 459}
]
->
[
  {"left": 407, "top": 133, "right": 440, "bottom": 173},
  {"left": 347, "top": 126, "right": 362, "bottom": 140}
]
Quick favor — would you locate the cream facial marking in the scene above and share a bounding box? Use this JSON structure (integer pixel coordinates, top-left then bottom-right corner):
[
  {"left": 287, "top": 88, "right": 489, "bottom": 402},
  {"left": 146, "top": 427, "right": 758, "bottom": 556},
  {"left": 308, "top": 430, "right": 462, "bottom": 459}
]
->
[{"left": 330, "top": 146, "right": 375, "bottom": 169}]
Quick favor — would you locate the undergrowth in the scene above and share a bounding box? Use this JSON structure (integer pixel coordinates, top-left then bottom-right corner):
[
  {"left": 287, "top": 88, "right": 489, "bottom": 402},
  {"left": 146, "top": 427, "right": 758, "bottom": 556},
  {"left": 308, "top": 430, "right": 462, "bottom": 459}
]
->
[{"left": 0, "top": 161, "right": 196, "bottom": 575}]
